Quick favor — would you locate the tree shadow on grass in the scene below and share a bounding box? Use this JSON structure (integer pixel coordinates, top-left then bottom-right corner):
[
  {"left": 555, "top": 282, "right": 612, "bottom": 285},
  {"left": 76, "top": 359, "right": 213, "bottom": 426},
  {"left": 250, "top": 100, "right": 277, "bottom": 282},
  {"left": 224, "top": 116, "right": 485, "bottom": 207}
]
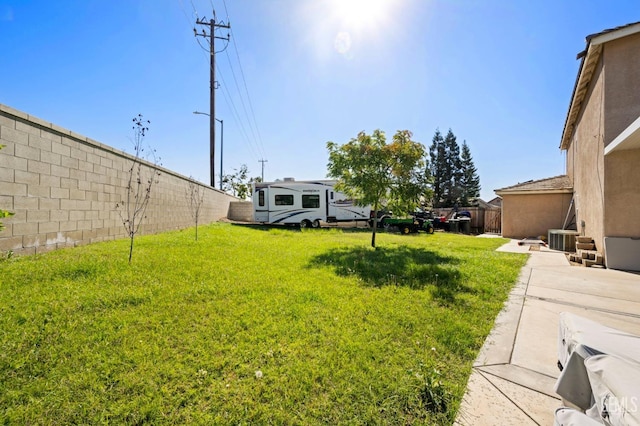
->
[
  {"left": 308, "top": 246, "right": 474, "bottom": 305},
  {"left": 230, "top": 223, "right": 373, "bottom": 233},
  {"left": 230, "top": 223, "right": 278, "bottom": 232}
]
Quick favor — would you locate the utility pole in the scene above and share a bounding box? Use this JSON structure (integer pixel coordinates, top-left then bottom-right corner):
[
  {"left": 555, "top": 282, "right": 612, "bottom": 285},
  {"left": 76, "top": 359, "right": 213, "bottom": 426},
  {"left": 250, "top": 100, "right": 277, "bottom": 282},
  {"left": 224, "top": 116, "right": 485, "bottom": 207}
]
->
[
  {"left": 195, "top": 12, "right": 230, "bottom": 188},
  {"left": 216, "top": 118, "right": 223, "bottom": 190},
  {"left": 259, "top": 159, "right": 268, "bottom": 181}
]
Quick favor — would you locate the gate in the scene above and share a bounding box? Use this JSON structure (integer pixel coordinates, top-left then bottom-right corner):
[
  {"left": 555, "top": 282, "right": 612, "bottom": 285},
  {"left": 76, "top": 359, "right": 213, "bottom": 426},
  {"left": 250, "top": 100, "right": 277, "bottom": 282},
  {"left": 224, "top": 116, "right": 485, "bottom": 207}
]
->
[{"left": 484, "top": 208, "right": 501, "bottom": 234}]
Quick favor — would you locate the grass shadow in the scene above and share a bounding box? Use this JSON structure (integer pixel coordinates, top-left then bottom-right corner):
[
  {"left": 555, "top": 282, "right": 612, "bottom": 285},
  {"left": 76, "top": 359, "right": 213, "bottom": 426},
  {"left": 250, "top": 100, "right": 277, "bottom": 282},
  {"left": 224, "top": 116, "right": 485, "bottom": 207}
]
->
[
  {"left": 230, "top": 222, "right": 373, "bottom": 233},
  {"left": 308, "top": 246, "right": 473, "bottom": 304},
  {"left": 229, "top": 222, "right": 280, "bottom": 232}
]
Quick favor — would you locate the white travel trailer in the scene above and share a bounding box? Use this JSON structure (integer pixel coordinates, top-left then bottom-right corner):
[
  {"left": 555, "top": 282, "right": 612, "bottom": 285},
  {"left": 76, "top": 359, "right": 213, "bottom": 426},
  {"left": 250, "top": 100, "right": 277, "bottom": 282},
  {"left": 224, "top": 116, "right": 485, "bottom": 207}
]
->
[{"left": 252, "top": 179, "right": 370, "bottom": 227}]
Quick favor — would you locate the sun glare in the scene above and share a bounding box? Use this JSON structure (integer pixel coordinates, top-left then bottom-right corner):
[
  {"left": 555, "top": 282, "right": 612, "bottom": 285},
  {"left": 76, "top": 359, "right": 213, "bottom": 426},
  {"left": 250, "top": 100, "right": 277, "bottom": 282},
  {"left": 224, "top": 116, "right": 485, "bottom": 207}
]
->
[{"left": 331, "top": 0, "right": 390, "bottom": 30}]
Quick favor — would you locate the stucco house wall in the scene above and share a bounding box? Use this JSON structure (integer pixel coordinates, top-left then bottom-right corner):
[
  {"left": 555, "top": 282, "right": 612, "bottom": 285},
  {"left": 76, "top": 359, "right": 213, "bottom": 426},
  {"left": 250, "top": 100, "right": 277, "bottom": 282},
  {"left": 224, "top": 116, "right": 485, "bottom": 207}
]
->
[
  {"left": 604, "top": 149, "right": 640, "bottom": 238},
  {"left": 500, "top": 192, "right": 573, "bottom": 239},
  {"left": 603, "top": 32, "right": 640, "bottom": 146},
  {"left": 495, "top": 174, "right": 573, "bottom": 240},
  {"left": 565, "top": 56, "right": 606, "bottom": 250},
  {"left": 602, "top": 33, "right": 640, "bottom": 239},
  {"left": 564, "top": 28, "right": 640, "bottom": 254}
]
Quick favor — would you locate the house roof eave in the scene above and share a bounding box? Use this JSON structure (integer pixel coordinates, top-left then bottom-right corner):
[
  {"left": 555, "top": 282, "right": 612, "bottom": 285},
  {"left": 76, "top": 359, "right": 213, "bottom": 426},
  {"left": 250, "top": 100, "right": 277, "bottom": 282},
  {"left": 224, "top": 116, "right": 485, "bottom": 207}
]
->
[
  {"left": 604, "top": 114, "right": 640, "bottom": 155},
  {"left": 494, "top": 175, "right": 572, "bottom": 195},
  {"left": 560, "top": 21, "right": 640, "bottom": 151},
  {"left": 560, "top": 43, "right": 603, "bottom": 150},
  {"left": 494, "top": 188, "right": 573, "bottom": 196}
]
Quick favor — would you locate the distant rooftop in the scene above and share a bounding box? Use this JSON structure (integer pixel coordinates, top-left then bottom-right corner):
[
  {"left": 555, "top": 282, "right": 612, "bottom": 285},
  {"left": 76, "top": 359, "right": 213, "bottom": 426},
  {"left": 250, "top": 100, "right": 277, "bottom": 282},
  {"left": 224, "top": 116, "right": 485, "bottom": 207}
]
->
[
  {"left": 487, "top": 196, "right": 502, "bottom": 207},
  {"left": 495, "top": 175, "right": 572, "bottom": 195}
]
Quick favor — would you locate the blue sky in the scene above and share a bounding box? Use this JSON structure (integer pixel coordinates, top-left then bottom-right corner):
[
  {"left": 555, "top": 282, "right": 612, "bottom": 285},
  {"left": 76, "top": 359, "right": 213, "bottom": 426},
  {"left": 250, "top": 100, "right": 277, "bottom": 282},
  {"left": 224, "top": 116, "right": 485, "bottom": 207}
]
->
[{"left": 1, "top": 0, "right": 639, "bottom": 201}]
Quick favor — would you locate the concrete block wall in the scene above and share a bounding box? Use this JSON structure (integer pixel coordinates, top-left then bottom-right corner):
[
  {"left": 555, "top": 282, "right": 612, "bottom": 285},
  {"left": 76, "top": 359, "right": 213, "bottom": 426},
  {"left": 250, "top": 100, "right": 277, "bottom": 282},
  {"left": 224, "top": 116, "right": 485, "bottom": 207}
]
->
[
  {"left": 227, "top": 201, "right": 253, "bottom": 222},
  {"left": 0, "top": 103, "right": 236, "bottom": 255}
]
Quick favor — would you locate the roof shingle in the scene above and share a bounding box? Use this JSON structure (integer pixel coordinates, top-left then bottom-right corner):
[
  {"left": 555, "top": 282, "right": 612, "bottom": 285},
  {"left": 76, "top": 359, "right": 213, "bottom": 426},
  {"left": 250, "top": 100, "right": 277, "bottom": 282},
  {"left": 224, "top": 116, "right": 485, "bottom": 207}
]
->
[{"left": 495, "top": 175, "right": 572, "bottom": 194}]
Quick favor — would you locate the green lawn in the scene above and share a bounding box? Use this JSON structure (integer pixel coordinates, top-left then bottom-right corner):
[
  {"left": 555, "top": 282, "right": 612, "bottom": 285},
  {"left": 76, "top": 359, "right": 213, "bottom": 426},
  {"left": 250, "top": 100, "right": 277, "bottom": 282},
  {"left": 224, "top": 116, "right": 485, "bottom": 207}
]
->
[{"left": 0, "top": 224, "right": 526, "bottom": 425}]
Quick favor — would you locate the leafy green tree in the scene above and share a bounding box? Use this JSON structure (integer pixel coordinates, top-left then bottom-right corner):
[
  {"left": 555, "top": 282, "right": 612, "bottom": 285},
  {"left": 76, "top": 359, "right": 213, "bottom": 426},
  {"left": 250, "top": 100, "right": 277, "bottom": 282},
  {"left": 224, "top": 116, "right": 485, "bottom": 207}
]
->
[
  {"left": 222, "top": 164, "right": 260, "bottom": 200},
  {"left": 248, "top": 176, "right": 263, "bottom": 197},
  {"left": 222, "top": 165, "right": 246, "bottom": 199},
  {"left": 327, "top": 129, "right": 430, "bottom": 248},
  {"left": 0, "top": 145, "right": 14, "bottom": 232},
  {"left": 460, "top": 140, "right": 481, "bottom": 205}
]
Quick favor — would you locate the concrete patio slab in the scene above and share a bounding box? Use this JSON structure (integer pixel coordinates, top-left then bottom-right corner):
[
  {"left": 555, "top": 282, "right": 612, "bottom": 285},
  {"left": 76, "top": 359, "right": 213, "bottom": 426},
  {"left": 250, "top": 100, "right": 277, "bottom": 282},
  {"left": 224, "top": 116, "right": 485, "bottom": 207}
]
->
[
  {"left": 456, "top": 240, "right": 640, "bottom": 425},
  {"left": 454, "top": 370, "right": 542, "bottom": 426},
  {"left": 526, "top": 285, "right": 640, "bottom": 319},
  {"left": 511, "top": 297, "right": 565, "bottom": 378},
  {"left": 477, "top": 363, "right": 557, "bottom": 397},
  {"left": 479, "top": 371, "right": 559, "bottom": 424}
]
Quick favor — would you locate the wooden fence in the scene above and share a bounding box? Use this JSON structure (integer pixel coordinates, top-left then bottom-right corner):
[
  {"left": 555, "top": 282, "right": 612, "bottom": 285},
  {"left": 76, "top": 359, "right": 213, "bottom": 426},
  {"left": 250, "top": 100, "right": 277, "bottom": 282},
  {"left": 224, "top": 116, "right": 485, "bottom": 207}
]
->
[{"left": 431, "top": 206, "right": 501, "bottom": 235}]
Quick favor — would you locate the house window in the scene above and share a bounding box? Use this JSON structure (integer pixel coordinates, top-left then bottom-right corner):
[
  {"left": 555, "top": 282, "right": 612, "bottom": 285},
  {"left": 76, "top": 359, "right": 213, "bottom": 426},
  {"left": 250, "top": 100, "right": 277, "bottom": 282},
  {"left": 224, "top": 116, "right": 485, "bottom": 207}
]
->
[
  {"left": 302, "top": 194, "right": 320, "bottom": 209},
  {"left": 258, "top": 190, "right": 265, "bottom": 207},
  {"left": 275, "top": 194, "right": 294, "bottom": 206}
]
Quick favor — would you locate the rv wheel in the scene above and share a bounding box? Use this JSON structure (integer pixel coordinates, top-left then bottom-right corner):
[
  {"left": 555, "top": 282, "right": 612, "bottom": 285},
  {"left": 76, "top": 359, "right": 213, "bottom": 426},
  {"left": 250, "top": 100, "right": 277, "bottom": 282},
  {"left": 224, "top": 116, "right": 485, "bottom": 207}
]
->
[
  {"left": 300, "top": 220, "right": 311, "bottom": 229},
  {"left": 311, "top": 219, "right": 321, "bottom": 228}
]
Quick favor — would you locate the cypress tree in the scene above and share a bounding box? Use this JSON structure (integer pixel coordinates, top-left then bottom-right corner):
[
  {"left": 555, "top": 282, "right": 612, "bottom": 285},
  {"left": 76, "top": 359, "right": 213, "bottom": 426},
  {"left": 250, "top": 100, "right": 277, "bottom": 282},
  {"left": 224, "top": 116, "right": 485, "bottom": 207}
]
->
[
  {"left": 428, "top": 129, "right": 481, "bottom": 208},
  {"left": 460, "top": 140, "right": 481, "bottom": 205},
  {"left": 428, "top": 129, "right": 446, "bottom": 207},
  {"left": 443, "top": 129, "right": 461, "bottom": 207}
]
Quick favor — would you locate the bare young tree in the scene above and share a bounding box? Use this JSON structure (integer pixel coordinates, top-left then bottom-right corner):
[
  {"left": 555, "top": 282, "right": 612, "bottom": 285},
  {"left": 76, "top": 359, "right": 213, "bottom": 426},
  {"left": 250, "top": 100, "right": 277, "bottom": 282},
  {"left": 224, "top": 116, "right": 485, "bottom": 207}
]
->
[
  {"left": 185, "top": 176, "right": 205, "bottom": 240},
  {"left": 115, "top": 114, "right": 160, "bottom": 263}
]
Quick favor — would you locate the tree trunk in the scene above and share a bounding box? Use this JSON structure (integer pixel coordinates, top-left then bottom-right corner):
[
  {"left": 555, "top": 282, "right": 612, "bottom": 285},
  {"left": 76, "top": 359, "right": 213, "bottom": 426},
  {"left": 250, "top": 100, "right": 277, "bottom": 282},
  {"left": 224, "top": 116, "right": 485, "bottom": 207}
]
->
[
  {"left": 128, "top": 234, "right": 134, "bottom": 264},
  {"left": 371, "top": 208, "right": 378, "bottom": 248}
]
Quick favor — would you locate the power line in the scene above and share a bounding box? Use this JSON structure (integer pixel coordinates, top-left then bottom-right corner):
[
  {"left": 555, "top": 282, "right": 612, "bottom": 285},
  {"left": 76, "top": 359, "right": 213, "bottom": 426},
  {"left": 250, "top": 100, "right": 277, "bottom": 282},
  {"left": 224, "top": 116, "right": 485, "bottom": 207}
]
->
[
  {"left": 190, "top": 0, "right": 199, "bottom": 17},
  {"left": 177, "top": 0, "right": 194, "bottom": 27},
  {"left": 216, "top": 63, "right": 263, "bottom": 161},
  {"left": 221, "top": 0, "right": 230, "bottom": 24},
  {"left": 228, "top": 26, "right": 266, "bottom": 158},
  {"left": 224, "top": 49, "right": 261, "bottom": 155},
  {"left": 218, "top": 0, "right": 266, "bottom": 159}
]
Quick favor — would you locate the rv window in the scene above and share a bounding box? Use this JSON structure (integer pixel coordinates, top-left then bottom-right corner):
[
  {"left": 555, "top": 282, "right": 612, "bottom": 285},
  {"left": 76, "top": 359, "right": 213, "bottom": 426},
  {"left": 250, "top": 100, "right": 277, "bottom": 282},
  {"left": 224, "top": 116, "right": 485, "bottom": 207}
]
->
[
  {"left": 275, "top": 194, "right": 294, "bottom": 206},
  {"left": 302, "top": 194, "right": 320, "bottom": 209},
  {"left": 258, "top": 190, "right": 265, "bottom": 207}
]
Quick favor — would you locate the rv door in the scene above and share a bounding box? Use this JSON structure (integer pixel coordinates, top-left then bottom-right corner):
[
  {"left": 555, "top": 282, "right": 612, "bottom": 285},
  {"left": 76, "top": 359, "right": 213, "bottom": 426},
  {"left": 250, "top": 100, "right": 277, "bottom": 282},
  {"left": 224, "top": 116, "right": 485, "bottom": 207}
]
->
[
  {"left": 326, "top": 190, "right": 337, "bottom": 222},
  {"left": 254, "top": 187, "right": 269, "bottom": 222}
]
